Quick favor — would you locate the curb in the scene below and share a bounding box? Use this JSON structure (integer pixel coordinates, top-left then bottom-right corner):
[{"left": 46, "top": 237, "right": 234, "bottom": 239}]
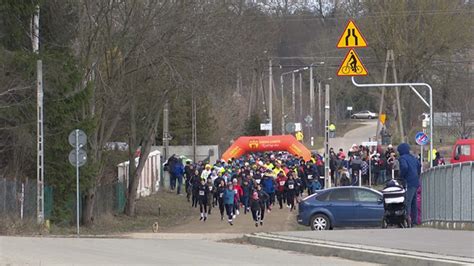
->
[{"left": 244, "top": 232, "right": 474, "bottom": 266}]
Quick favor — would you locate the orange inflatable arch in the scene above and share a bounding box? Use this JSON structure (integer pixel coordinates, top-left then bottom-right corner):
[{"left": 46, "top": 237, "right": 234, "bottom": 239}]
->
[{"left": 221, "top": 135, "right": 312, "bottom": 162}]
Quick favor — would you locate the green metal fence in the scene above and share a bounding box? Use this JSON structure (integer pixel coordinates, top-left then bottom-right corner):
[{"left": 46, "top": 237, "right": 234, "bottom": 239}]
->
[{"left": 0, "top": 178, "right": 125, "bottom": 222}]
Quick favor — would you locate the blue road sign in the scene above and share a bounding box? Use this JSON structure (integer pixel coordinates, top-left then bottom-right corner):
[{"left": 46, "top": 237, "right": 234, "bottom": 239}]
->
[{"left": 415, "top": 132, "right": 429, "bottom": 146}]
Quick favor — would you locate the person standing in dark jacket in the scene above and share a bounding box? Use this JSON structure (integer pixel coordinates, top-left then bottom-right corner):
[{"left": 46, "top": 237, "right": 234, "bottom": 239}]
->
[
  {"left": 304, "top": 163, "right": 319, "bottom": 195},
  {"left": 350, "top": 155, "right": 362, "bottom": 186},
  {"left": 398, "top": 143, "right": 421, "bottom": 226},
  {"left": 166, "top": 154, "right": 178, "bottom": 190},
  {"left": 184, "top": 161, "right": 193, "bottom": 202},
  {"left": 172, "top": 159, "right": 185, "bottom": 195}
]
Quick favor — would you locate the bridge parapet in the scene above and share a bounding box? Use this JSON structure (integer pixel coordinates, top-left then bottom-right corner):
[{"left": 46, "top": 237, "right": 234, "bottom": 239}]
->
[{"left": 422, "top": 162, "right": 473, "bottom": 230}]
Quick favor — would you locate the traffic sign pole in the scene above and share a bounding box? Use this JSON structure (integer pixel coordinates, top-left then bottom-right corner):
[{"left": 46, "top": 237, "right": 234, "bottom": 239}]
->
[
  {"left": 75, "top": 129, "right": 80, "bottom": 236},
  {"left": 324, "top": 84, "right": 331, "bottom": 188},
  {"left": 68, "top": 129, "right": 87, "bottom": 237},
  {"left": 420, "top": 142, "right": 424, "bottom": 173}
]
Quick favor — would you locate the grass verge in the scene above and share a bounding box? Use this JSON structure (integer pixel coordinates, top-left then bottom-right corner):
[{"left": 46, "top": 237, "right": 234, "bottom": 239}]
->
[{"left": 1, "top": 190, "right": 197, "bottom": 236}]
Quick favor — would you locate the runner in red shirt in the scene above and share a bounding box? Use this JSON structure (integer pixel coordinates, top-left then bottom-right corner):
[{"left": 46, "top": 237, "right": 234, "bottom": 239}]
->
[{"left": 275, "top": 172, "right": 288, "bottom": 209}]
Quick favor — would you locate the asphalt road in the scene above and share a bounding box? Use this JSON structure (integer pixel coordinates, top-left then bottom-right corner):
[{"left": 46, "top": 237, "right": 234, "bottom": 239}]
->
[
  {"left": 0, "top": 236, "right": 376, "bottom": 265},
  {"left": 277, "top": 228, "right": 474, "bottom": 259},
  {"left": 329, "top": 120, "right": 378, "bottom": 152}
]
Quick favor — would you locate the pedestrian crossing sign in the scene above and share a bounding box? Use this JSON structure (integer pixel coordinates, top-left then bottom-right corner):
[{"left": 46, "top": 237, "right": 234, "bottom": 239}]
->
[
  {"left": 337, "top": 49, "right": 368, "bottom": 76},
  {"left": 336, "top": 20, "right": 368, "bottom": 48}
]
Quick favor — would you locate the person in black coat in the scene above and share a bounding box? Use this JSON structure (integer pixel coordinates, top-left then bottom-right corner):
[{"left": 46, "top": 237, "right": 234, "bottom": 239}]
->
[
  {"left": 197, "top": 179, "right": 208, "bottom": 221},
  {"left": 249, "top": 191, "right": 262, "bottom": 227},
  {"left": 254, "top": 184, "right": 269, "bottom": 226},
  {"left": 191, "top": 169, "right": 201, "bottom": 208},
  {"left": 184, "top": 161, "right": 194, "bottom": 202},
  {"left": 285, "top": 172, "right": 297, "bottom": 211},
  {"left": 216, "top": 179, "right": 226, "bottom": 221}
]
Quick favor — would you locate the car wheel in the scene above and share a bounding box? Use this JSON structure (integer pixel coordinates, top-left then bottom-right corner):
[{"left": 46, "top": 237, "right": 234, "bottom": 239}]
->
[
  {"left": 382, "top": 218, "right": 388, "bottom": 229},
  {"left": 368, "top": 115, "right": 373, "bottom": 119},
  {"left": 351, "top": 115, "right": 356, "bottom": 119},
  {"left": 310, "top": 214, "right": 330, "bottom": 231}
]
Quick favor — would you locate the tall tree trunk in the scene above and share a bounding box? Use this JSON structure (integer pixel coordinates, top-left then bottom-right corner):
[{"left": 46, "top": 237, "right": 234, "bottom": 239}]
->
[
  {"left": 125, "top": 93, "right": 164, "bottom": 216},
  {"left": 82, "top": 187, "right": 95, "bottom": 226}
]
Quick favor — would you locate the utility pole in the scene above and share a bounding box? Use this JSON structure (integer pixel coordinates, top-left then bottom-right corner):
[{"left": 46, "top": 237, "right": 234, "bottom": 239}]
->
[
  {"left": 376, "top": 51, "right": 389, "bottom": 142},
  {"left": 318, "top": 82, "right": 322, "bottom": 135},
  {"left": 324, "top": 84, "right": 331, "bottom": 188},
  {"left": 280, "top": 74, "right": 285, "bottom": 134},
  {"left": 376, "top": 50, "right": 404, "bottom": 142},
  {"left": 299, "top": 72, "right": 303, "bottom": 122},
  {"left": 310, "top": 67, "right": 314, "bottom": 140},
  {"left": 391, "top": 50, "right": 404, "bottom": 142},
  {"left": 292, "top": 72, "right": 296, "bottom": 120},
  {"left": 268, "top": 59, "right": 273, "bottom": 136},
  {"left": 162, "top": 99, "right": 169, "bottom": 188},
  {"left": 192, "top": 89, "right": 197, "bottom": 162},
  {"left": 33, "top": 5, "right": 44, "bottom": 225}
]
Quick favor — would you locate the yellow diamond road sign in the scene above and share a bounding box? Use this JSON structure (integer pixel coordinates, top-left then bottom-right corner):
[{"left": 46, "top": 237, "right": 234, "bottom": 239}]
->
[
  {"left": 336, "top": 20, "right": 368, "bottom": 48},
  {"left": 337, "top": 49, "right": 368, "bottom": 76}
]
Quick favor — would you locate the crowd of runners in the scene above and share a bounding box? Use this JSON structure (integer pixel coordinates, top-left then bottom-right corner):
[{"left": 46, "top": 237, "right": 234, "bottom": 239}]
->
[
  {"left": 166, "top": 152, "right": 323, "bottom": 226},
  {"left": 165, "top": 144, "right": 444, "bottom": 226}
]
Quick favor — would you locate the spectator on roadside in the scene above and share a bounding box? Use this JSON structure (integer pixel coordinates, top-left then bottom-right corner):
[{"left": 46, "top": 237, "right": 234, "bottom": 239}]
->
[
  {"left": 374, "top": 154, "right": 386, "bottom": 185},
  {"left": 398, "top": 143, "right": 421, "bottom": 226},
  {"left": 385, "top": 144, "right": 395, "bottom": 160},
  {"left": 172, "top": 157, "right": 185, "bottom": 195},
  {"left": 165, "top": 154, "right": 178, "bottom": 190},
  {"left": 433, "top": 152, "right": 445, "bottom": 167},
  {"left": 350, "top": 155, "right": 362, "bottom": 185},
  {"left": 387, "top": 153, "right": 400, "bottom": 180},
  {"left": 184, "top": 161, "right": 194, "bottom": 202},
  {"left": 361, "top": 157, "right": 369, "bottom": 185},
  {"left": 329, "top": 149, "right": 339, "bottom": 186}
]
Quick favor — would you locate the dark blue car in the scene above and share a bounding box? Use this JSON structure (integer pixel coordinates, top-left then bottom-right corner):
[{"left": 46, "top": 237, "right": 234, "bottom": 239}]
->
[{"left": 297, "top": 186, "right": 384, "bottom": 230}]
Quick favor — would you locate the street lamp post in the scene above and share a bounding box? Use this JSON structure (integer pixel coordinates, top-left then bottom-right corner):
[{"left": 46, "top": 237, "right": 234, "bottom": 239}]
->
[
  {"left": 292, "top": 71, "right": 296, "bottom": 121},
  {"left": 280, "top": 70, "right": 294, "bottom": 134}
]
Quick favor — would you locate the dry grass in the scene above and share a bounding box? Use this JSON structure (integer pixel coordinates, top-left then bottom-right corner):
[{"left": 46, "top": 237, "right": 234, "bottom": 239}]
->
[
  {"left": 0, "top": 217, "right": 44, "bottom": 236},
  {"left": 1, "top": 190, "right": 197, "bottom": 236},
  {"left": 76, "top": 190, "right": 197, "bottom": 235}
]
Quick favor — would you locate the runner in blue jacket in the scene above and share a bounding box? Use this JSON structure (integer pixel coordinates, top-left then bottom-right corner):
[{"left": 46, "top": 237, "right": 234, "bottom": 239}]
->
[
  {"left": 223, "top": 184, "right": 236, "bottom": 225},
  {"left": 261, "top": 171, "right": 276, "bottom": 211}
]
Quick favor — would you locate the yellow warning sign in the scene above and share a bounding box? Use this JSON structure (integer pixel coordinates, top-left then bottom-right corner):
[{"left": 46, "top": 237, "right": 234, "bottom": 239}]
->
[
  {"left": 380, "top": 114, "right": 387, "bottom": 125},
  {"left": 337, "top": 49, "right": 368, "bottom": 76},
  {"left": 295, "top": 131, "right": 304, "bottom": 141},
  {"left": 336, "top": 20, "right": 368, "bottom": 48}
]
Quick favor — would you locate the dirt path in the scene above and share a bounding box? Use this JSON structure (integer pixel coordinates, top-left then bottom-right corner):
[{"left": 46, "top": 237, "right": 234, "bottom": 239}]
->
[{"left": 162, "top": 202, "right": 301, "bottom": 234}]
